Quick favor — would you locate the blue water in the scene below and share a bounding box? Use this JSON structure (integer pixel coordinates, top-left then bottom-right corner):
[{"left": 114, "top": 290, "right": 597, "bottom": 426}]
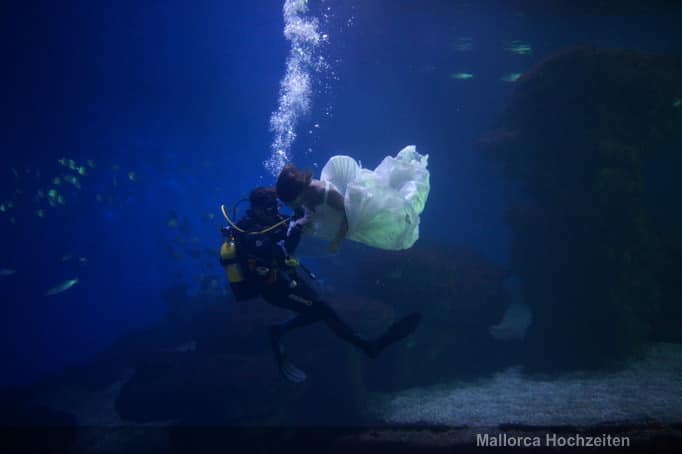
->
[{"left": 1, "top": 1, "right": 681, "bottom": 386}]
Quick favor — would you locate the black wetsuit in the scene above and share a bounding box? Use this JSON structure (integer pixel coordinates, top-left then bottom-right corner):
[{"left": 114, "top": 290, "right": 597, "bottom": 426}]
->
[{"left": 229, "top": 211, "right": 373, "bottom": 371}]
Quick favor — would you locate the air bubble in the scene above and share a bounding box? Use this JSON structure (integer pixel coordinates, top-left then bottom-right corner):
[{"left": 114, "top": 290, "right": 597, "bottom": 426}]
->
[{"left": 265, "top": 0, "right": 328, "bottom": 176}]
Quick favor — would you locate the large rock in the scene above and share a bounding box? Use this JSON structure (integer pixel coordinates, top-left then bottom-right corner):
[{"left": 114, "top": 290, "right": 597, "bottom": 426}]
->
[
  {"left": 477, "top": 47, "right": 682, "bottom": 369},
  {"left": 349, "top": 243, "right": 512, "bottom": 388},
  {"left": 114, "top": 352, "right": 302, "bottom": 424}
]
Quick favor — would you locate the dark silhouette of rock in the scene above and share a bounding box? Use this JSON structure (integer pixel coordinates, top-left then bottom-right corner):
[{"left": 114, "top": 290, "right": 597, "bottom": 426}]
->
[
  {"left": 0, "top": 390, "right": 77, "bottom": 452},
  {"left": 477, "top": 47, "right": 682, "bottom": 369},
  {"left": 115, "top": 352, "right": 303, "bottom": 424},
  {"left": 349, "top": 243, "right": 513, "bottom": 388}
]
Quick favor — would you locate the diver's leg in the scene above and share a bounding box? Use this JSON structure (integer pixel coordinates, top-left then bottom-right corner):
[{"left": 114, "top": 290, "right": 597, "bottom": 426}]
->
[
  {"left": 269, "top": 312, "right": 322, "bottom": 383},
  {"left": 272, "top": 312, "right": 321, "bottom": 336},
  {"left": 261, "top": 272, "right": 327, "bottom": 383},
  {"left": 371, "top": 312, "right": 422, "bottom": 358},
  {"left": 314, "top": 301, "right": 376, "bottom": 356},
  {"left": 270, "top": 313, "right": 319, "bottom": 361},
  {"left": 317, "top": 301, "right": 422, "bottom": 359}
]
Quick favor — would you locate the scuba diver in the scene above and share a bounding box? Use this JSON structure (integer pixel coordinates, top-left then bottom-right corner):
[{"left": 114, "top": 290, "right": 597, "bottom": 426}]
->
[{"left": 219, "top": 186, "right": 421, "bottom": 383}]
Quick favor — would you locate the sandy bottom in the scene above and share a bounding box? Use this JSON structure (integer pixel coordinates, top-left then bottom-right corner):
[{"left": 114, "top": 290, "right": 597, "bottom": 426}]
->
[{"left": 371, "top": 343, "right": 682, "bottom": 426}]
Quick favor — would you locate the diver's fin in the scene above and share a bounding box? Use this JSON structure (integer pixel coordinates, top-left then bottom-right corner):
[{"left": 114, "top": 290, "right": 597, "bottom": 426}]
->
[
  {"left": 280, "top": 358, "right": 307, "bottom": 383},
  {"left": 367, "top": 312, "right": 422, "bottom": 358}
]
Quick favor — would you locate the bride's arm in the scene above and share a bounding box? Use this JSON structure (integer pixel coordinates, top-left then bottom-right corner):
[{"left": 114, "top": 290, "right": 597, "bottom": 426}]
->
[{"left": 325, "top": 189, "right": 348, "bottom": 253}]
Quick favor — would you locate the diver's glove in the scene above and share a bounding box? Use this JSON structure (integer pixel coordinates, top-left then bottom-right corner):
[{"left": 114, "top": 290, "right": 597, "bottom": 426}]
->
[{"left": 276, "top": 240, "right": 299, "bottom": 268}]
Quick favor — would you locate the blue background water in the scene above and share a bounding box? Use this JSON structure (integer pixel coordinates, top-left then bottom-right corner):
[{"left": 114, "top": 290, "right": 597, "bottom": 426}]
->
[{"left": 1, "top": 0, "right": 680, "bottom": 385}]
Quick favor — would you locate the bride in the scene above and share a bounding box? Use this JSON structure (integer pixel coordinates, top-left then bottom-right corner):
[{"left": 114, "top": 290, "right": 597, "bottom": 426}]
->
[{"left": 275, "top": 145, "right": 430, "bottom": 252}]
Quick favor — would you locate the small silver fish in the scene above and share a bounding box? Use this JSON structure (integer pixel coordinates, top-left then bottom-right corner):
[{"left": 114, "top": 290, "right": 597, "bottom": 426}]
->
[
  {"left": 505, "top": 40, "right": 532, "bottom": 56},
  {"left": 162, "top": 340, "right": 197, "bottom": 353},
  {"left": 500, "top": 72, "right": 522, "bottom": 83},
  {"left": 387, "top": 268, "right": 403, "bottom": 280},
  {"left": 0, "top": 268, "right": 16, "bottom": 277},
  {"left": 450, "top": 72, "right": 474, "bottom": 80},
  {"left": 45, "top": 278, "right": 79, "bottom": 296},
  {"left": 453, "top": 37, "right": 473, "bottom": 52}
]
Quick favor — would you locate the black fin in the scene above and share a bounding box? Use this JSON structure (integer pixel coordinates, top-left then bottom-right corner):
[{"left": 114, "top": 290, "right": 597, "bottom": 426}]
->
[
  {"left": 280, "top": 358, "right": 307, "bottom": 383},
  {"left": 369, "top": 312, "right": 422, "bottom": 358}
]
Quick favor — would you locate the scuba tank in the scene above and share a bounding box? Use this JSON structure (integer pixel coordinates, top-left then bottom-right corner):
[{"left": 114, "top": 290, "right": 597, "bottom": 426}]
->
[{"left": 219, "top": 228, "right": 257, "bottom": 301}]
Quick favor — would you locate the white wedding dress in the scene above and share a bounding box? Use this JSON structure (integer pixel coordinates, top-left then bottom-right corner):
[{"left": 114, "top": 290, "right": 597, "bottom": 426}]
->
[{"left": 305, "top": 145, "right": 430, "bottom": 251}]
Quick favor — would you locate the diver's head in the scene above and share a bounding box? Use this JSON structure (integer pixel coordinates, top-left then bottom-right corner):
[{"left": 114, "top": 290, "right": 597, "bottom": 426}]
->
[
  {"left": 276, "top": 163, "right": 312, "bottom": 208},
  {"left": 249, "top": 186, "right": 279, "bottom": 221}
]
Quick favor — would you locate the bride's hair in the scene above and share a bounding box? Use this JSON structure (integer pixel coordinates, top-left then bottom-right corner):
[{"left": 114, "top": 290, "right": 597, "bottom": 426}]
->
[{"left": 276, "top": 163, "right": 312, "bottom": 203}]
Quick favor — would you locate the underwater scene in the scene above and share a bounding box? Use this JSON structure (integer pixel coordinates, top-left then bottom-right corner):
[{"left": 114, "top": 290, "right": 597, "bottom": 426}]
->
[{"left": 2, "top": 0, "right": 682, "bottom": 452}]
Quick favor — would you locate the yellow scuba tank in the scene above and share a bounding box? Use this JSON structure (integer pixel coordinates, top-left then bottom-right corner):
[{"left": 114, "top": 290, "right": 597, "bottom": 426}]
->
[
  {"left": 220, "top": 238, "right": 244, "bottom": 284},
  {"left": 219, "top": 234, "right": 258, "bottom": 301}
]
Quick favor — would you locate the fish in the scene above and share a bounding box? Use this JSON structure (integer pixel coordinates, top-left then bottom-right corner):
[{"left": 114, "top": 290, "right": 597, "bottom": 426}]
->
[
  {"left": 162, "top": 340, "right": 197, "bottom": 353},
  {"left": 128, "top": 171, "right": 136, "bottom": 182},
  {"left": 674, "top": 98, "right": 682, "bottom": 108},
  {"left": 387, "top": 267, "right": 403, "bottom": 280},
  {"left": 450, "top": 72, "right": 474, "bottom": 80},
  {"left": 65, "top": 176, "right": 80, "bottom": 189},
  {"left": 453, "top": 37, "right": 473, "bottom": 52},
  {"left": 61, "top": 254, "right": 73, "bottom": 262},
  {"left": 500, "top": 72, "right": 522, "bottom": 83},
  {"left": 505, "top": 40, "right": 532, "bottom": 56},
  {"left": 45, "top": 278, "right": 79, "bottom": 296},
  {"left": 0, "top": 269, "right": 16, "bottom": 277}
]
